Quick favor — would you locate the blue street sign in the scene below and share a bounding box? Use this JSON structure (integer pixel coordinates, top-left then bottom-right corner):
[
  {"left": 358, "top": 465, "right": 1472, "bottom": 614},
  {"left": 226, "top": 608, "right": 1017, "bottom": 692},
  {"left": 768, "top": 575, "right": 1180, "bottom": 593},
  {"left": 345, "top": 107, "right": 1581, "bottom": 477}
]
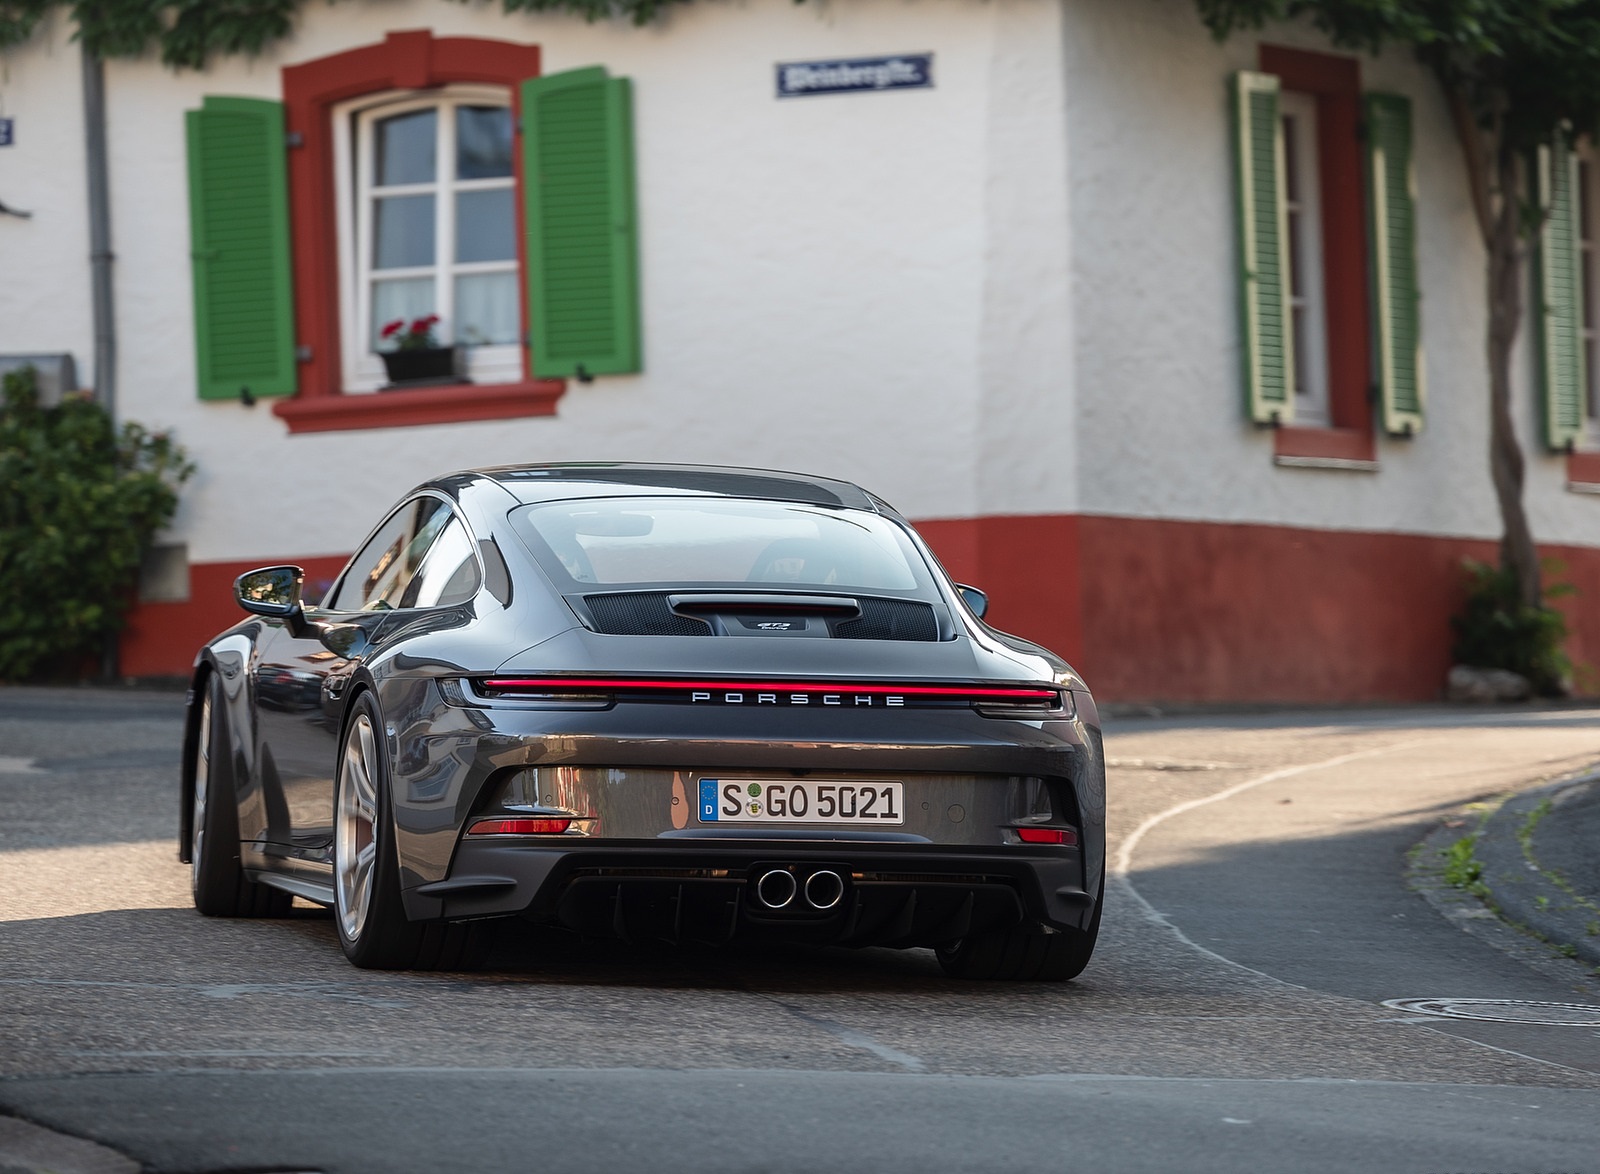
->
[
  {"left": 776, "top": 54, "right": 933, "bottom": 99},
  {"left": 0, "top": 119, "right": 13, "bottom": 147}
]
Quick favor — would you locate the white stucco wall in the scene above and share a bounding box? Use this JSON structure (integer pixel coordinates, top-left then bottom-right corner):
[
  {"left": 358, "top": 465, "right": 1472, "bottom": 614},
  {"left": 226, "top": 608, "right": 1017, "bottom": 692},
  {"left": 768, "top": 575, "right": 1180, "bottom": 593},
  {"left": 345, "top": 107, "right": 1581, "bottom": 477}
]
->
[
  {"left": 2, "top": 0, "right": 1080, "bottom": 566},
  {"left": 12, "top": 0, "right": 1589, "bottom": 572},
  {"left": 1064, "top": 0, "right": 1600, "bottom": 547},
  {"left": 977, "top": 0, "right": 1076, "bottom": 521},
  {"left": 0, "top": 11, "right": 93, "bottom": 374}
]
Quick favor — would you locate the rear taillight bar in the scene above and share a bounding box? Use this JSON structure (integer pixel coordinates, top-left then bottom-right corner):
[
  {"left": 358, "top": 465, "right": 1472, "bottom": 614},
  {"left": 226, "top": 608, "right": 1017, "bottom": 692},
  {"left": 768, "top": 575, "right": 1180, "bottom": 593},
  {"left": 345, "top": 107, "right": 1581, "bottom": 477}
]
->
[{"left": 476, "top": 677, "right": 1061, "bottom": 702}]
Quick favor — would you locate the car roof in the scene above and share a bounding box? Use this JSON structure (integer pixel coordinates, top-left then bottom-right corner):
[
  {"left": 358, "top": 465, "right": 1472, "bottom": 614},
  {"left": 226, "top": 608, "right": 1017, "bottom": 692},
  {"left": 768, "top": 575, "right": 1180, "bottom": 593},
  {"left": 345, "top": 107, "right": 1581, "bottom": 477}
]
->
[{"left": 463, "top": 463, "right": 883, "bottom": 510}]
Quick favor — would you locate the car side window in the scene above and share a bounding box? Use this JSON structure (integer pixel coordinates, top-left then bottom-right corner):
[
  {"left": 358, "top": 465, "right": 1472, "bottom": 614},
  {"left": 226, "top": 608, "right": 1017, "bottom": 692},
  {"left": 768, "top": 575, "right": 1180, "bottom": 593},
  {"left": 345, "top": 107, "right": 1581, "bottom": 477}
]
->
[
  {"left": 328, "top": 496, "right": 449, "bottom": 611},
  {"left": 401, "top": 516, "right": 481, "bottom": 608}
]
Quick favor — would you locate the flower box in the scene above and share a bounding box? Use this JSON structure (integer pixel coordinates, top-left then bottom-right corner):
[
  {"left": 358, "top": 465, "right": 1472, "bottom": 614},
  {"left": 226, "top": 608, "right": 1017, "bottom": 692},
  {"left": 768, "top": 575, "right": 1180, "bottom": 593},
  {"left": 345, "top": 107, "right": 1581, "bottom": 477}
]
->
[{"left": 380, "top": 345, "right": 466, "bottom": 388}]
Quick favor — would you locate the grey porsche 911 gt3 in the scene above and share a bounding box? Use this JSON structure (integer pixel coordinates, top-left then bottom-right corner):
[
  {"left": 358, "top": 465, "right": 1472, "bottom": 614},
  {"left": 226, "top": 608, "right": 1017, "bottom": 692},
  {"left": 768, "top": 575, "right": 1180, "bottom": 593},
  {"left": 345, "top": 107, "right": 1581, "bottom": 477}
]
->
[{"left": 181, "top": 464, "right": 1105, "bottom": 980}]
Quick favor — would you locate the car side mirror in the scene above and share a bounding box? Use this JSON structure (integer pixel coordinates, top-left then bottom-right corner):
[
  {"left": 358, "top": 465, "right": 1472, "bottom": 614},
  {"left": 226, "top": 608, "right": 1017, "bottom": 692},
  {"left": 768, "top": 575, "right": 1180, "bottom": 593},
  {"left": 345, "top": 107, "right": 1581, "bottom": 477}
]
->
[
  {"left": 235, "top": 565, "right": 313, "bottom": 636},
  {"left": 955, "top": 583, "right": 988, "bottom": 619}
]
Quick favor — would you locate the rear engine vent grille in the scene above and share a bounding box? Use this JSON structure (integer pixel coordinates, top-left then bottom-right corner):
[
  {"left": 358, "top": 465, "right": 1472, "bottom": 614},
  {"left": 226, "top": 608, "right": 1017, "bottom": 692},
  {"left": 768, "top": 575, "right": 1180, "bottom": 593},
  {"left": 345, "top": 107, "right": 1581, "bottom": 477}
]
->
[
  {"left": 585, "top": 593, "right": 710, "bottom": 636},
  {"left": 582, "top": 592, "right": 939, "bottom": 640},
  {"left": 834, "top": 599, "right": 939, "bottom": 642}
]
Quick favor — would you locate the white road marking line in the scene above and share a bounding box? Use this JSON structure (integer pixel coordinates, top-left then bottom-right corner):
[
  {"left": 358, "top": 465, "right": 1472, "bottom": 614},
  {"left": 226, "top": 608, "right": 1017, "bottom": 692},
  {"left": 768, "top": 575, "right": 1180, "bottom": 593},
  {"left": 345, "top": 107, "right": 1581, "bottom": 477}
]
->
[
  {"left": 1113, "top": 735, "right": 1600, "bottom": 1078},
  {"left": 1107, "top": 758, "right": 1240, "bottom": 772},
  {"left": 1113, "top": 739, "right": 1433, "bottom": 986},
  {"left": 0, "top": 756, "right": 44, "bottom": 774},
  {"left": 776, "top": 1004, "right": 926, "bottom": 1072}
]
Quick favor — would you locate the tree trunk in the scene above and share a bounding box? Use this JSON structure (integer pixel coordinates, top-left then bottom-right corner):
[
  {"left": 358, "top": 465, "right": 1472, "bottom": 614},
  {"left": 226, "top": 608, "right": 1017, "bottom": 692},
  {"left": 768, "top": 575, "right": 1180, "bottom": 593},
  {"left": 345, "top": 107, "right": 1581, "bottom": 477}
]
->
[
  {"left": 1484, "top": 145, "right": 1542, "bottom": 610},
  {"left": 1445, "top": 77, "right": 1542, "bottom": 610}
]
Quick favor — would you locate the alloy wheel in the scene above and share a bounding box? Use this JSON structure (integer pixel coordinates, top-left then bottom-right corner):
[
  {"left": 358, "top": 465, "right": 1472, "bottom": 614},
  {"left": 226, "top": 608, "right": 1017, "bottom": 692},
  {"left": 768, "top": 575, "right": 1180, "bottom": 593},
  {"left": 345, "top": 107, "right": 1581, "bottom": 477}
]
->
[{"left": 336, "top": 713, "right": 380, "bottom": 942}]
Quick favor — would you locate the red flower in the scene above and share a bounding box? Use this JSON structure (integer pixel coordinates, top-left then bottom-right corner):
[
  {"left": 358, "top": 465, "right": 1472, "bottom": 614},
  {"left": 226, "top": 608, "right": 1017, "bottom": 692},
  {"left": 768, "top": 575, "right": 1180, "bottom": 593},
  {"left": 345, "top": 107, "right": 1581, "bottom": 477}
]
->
[
  {"left": 412, "top": 314, "right": 440, "bottom": 332},
  {"left": 380, "top": 319, "right": 404, "bottom": 339}
]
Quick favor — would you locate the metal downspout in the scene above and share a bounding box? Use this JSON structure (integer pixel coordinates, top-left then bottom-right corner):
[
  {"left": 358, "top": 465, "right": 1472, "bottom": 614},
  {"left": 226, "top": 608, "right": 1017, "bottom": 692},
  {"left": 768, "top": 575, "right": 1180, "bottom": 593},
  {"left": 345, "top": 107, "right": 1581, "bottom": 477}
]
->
[
  {"left": 82, "top": 45, "right": 115, "bottom": 419},
  {"left": 81, "top": 45, "right": 119, "bottom": 679}
]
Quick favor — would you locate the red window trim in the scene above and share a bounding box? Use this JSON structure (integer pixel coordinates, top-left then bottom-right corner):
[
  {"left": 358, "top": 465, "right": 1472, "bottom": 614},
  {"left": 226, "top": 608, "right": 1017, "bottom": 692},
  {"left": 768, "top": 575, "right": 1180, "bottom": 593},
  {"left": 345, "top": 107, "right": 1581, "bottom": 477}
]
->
[
  {"left": 273, "top": 30, "right": 566, "bottom": 434},
  {"left": 1259, "top": 45, "right": 1376, "bottom": 465},
  {"left": 1568, "top": 451, "right": 1600, "bottom": 487}
]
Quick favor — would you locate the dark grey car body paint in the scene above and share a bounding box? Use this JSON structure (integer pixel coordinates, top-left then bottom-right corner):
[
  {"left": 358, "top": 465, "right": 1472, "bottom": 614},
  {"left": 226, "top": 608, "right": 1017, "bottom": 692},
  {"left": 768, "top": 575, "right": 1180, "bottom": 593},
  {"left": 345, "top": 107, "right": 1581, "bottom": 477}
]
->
[{"left": 179, "top": 465, "right": 1105, "bottom": 946}]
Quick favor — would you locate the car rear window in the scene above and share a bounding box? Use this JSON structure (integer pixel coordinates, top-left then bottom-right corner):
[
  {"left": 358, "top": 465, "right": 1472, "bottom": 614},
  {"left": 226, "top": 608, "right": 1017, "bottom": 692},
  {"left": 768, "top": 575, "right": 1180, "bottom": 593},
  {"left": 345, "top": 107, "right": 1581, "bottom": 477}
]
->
[{"left": 508, "top": 498, "right": 934, "bottom": 594}]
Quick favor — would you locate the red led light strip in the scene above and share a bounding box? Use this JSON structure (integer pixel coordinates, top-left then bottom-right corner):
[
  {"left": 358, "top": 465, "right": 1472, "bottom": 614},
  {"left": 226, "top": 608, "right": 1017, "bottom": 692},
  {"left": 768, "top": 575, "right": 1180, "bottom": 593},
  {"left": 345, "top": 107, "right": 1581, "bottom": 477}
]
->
[{"left": 477, "top": 677, "right": 1060, "bottom": 700}]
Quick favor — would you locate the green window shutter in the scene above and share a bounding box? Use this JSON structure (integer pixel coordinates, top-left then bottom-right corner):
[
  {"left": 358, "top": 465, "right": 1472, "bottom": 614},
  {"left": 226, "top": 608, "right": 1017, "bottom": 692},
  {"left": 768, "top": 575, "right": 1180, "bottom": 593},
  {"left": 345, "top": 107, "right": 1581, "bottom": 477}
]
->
[
  {"left": 1231, "top": 71, "right": 1293, "bottom": 425},
  {"left": 1364, "top": 93, "right": 1424, "bottom": 436},
  {"left": 1536, "top": 135, "right": 1586, "bottom": 451},
  {"left": 521, "top": 67, "right": 641, "bottom": 379},
  {"left": 184, "top": 96, "right": 296, "bottom": 401}
]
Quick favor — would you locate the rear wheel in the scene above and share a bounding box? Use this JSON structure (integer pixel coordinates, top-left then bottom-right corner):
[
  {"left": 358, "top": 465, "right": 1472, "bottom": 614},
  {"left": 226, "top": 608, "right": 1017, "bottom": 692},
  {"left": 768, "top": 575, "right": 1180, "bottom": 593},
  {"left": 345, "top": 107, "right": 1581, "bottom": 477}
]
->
[
  {"left": 334, "top": 693, "right": 487, "bottom": 970},
  {"left": 190, "top": 674, "right": 291, "bottom": 918},
  {"left": 936, "top": 887, "right": 1101, "bottom": 982}
]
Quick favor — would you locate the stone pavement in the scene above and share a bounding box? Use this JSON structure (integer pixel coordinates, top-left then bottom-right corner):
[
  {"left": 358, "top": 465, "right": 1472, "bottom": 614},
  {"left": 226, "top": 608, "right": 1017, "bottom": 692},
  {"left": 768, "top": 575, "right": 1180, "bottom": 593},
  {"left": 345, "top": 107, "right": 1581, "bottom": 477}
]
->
[
  {"left": 3, "top": 692, "right": 1599, "bottom": 1172},
  {"left": 1474, "top": 768, "right": 1600, "bottom": 969}
]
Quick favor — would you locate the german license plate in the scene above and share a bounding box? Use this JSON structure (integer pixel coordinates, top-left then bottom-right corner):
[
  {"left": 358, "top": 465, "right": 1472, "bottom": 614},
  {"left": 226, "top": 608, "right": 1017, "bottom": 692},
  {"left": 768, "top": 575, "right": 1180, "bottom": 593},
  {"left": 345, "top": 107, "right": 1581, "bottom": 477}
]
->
[{"left": 698, "top": 778, "right": 904, "bottom": 824}]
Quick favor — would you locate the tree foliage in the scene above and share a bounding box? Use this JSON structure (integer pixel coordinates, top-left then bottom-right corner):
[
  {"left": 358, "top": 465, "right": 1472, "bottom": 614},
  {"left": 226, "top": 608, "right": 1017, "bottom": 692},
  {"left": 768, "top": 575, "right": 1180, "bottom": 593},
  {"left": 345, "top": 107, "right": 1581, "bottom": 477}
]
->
[
  {"left": 0, "top": 367, "right": 194, "bottom": 680},
  {"left": 1196, "top": 1, "right": 1600, "bottom": 154},
  {"left": 0, "top": 0, "right": 701, "bottom": 69}
]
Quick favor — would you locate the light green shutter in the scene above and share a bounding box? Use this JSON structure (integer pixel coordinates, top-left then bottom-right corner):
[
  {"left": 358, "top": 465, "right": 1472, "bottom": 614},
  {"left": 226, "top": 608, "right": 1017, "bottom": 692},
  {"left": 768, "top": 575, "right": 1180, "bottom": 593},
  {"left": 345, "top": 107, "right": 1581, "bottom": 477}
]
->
[
  {"left": 1364, "top": 94, "right": 1424, "bottom": 436},
  {"left": 1231, "top": 72, "right": 1293, "bottom": 425},
  {"left": 184, "top": 96, "right": 296, "bottom": 400},
  {"left": 1536, "top": 135, "right": 1586, "bottom": 451},
  {"left": 521, "top": 67, "right": 641, "bottom": 379}
]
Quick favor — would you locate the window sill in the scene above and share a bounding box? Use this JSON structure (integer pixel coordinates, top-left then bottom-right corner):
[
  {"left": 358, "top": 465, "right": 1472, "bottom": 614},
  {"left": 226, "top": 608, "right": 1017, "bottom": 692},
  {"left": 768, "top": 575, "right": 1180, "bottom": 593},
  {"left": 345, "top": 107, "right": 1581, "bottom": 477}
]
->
[
  {"left": 1566, "top": 451, "right": 1600, "bottom": 492},
  {"left": 271, "top": 379, "right": 566, "bottom": 434},
  {"left": 1272, "top": 425, "right": 1376, "bottom": 469}
]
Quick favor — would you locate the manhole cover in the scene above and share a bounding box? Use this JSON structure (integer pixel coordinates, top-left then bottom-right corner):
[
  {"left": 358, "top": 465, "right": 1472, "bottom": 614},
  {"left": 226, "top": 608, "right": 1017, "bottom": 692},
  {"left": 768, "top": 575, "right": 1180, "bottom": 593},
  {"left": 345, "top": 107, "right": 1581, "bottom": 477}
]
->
[{"left": 1382, "top": 998, "right": 1600, "bottom": 1027}]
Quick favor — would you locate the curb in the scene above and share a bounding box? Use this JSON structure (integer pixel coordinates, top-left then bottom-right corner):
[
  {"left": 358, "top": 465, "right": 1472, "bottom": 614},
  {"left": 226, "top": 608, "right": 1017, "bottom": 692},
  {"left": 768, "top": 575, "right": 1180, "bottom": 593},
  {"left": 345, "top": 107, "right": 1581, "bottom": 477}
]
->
[
  {"left": 1473, "top": 771, "right": 1600, "bottom": 969},
  {"left": 0, "top": 1114, "right": 139, "bottom": 1174}
]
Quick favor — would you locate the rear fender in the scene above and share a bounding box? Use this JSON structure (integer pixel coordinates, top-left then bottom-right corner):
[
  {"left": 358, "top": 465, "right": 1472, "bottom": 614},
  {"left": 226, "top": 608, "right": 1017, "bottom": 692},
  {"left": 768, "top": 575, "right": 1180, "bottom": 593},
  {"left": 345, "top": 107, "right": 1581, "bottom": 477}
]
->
[
  {"left": 181, "top": 636, "right": 256, "bottom": 862},
  {"left": 177, "top": 665, "right": 207, "bottom": 864}
]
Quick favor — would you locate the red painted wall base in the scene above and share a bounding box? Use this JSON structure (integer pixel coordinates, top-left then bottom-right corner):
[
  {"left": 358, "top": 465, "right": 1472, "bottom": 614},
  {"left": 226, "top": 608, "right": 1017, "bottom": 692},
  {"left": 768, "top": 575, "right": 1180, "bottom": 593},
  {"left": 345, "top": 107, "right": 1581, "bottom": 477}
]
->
[
  {"left": 914, "top": 514, "right": 1083, "bottom": 669},
  {"left": 1073, "top": 516, "right": 1492, "bottom": 704},
  {"left": 917, "top": 514, "right": 1600, "bottom": 705},
  {"left": 120, "top": 515, "right": 1600, "bottom": 704},
  {"left": 119, "top": 555, "right": 349, "bottom": 679}
]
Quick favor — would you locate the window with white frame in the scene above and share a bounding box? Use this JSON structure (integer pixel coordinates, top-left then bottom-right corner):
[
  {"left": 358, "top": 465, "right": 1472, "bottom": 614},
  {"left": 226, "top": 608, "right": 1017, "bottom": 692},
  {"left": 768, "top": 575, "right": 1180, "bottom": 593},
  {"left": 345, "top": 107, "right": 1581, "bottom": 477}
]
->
[
  {"left": 1279, "top": 90, "right": 1330, "bottom": 428},
  {"left": 335, "top": 87, "right": 522, "bottom": 391}
]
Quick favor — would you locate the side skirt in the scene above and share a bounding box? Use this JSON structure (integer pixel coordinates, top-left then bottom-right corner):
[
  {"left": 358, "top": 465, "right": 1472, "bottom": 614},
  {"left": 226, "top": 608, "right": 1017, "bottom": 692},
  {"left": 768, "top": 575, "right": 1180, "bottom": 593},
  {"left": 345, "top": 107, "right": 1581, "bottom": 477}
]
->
[{"left": 249, "top": 870, "right": 335, "bottom": 907}]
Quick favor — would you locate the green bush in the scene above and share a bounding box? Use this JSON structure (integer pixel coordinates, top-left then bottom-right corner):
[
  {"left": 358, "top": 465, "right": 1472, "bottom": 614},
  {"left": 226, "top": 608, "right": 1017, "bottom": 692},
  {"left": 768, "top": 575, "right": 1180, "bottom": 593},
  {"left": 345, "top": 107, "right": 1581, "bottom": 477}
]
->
[
  {"left": 1449, "top": 558, "right": 1573, "bottom": 696},
  {"left": 0, "top": 366, "right": 194, "bottom": 680}
]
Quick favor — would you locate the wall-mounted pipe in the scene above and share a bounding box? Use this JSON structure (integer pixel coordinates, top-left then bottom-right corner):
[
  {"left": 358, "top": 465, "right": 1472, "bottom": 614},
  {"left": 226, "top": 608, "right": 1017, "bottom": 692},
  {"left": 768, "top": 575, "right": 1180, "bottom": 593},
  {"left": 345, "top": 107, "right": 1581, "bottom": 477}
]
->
[
  {"left": 81, "top": 45, "right": 115, "bottom": 419},
  {"left": 82, "top": 45, "right": 118, "bottom": 680}
]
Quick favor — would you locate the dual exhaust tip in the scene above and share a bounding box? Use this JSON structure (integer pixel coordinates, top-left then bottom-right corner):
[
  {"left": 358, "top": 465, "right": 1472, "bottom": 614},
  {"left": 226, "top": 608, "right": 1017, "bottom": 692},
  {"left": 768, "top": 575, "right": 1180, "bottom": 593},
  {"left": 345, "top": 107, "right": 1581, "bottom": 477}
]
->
[{"left": 755, "top": 867, "right": 845, "bottom": 911}]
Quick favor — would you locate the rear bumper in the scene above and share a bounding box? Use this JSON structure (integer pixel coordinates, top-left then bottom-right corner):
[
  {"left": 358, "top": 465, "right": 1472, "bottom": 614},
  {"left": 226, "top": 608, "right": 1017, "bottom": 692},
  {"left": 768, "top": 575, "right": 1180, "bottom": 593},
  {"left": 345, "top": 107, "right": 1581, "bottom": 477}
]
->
[{"left": 403, "top": 838, "right": 1098, "bottom": 946}]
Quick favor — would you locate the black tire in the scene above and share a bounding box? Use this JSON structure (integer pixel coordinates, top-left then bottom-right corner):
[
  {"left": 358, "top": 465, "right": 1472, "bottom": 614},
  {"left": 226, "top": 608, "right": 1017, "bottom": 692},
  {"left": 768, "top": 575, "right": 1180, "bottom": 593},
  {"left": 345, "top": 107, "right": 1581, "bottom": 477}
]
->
[
  {"left": 936, "top": 888, "right": 1101, "bottom": 982},
  {"left": 333, "top": 692, "right": 488, "bottom": 970},
  {"left": 190, "top": 673, "right": 292, "bottom": 918}
]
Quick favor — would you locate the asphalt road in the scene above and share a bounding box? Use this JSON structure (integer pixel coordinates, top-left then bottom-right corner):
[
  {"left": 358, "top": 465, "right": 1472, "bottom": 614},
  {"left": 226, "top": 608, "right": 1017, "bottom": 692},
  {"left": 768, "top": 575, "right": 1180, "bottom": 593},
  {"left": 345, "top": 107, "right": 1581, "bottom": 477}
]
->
[{"left": 3, "top": 687, "right": 1600, "bottom": 1173}]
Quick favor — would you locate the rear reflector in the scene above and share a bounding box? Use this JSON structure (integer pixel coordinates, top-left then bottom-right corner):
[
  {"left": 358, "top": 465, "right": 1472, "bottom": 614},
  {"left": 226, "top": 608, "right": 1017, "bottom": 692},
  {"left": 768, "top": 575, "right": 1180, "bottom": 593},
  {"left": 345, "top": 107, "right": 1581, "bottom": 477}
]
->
[
  {"left": 1016, "top": 827, "right": 1077, "bottom": 845},
  {"left": 468, "top": 818, "right": 572, "bottom": 836}
]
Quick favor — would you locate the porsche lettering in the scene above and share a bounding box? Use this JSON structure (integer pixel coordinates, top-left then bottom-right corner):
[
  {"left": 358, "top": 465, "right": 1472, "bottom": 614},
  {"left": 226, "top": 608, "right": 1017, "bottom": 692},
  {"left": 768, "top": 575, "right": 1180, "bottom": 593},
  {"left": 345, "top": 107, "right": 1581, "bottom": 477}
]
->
[{"left": 688, "top": 690, "right": 904, "bottom": 707}]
